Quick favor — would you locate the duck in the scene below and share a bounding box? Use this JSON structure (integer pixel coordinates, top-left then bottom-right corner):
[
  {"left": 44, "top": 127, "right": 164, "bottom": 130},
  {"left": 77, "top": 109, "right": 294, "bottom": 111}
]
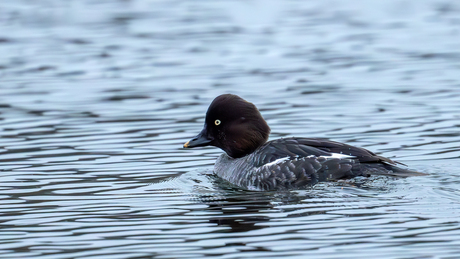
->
[{"left": 183, "top": 94, "right": 424, "bottom": 191}]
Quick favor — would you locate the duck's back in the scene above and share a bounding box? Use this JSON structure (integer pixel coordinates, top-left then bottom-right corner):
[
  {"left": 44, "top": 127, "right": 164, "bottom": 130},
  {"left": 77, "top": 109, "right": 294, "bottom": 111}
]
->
[{"left": 214, "top": 137, "right": 422, "bottom": 191}]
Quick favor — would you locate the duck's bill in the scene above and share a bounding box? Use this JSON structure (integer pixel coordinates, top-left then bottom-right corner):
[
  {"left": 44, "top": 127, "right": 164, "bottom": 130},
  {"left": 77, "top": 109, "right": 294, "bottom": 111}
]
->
[{"left": 183, "top": 129, "right": 212, "bottom": 148}]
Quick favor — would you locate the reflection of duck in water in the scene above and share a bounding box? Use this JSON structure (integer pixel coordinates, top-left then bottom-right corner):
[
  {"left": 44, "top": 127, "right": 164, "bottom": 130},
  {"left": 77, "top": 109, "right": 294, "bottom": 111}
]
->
[
  {"left": 184, "top": 94, "right": 425, "bottom": 191},
  {"left": 200, "top": 188, "right": 309, "bottom": 233},
  {"left": 206, "top": 195, "right": 272, "bottom": 233}
]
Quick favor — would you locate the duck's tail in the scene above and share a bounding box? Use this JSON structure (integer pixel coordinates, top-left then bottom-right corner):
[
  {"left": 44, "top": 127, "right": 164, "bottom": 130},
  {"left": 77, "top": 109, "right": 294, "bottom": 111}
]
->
[{"left": 360, "top": 163, "right": 426, "bottom": 178}]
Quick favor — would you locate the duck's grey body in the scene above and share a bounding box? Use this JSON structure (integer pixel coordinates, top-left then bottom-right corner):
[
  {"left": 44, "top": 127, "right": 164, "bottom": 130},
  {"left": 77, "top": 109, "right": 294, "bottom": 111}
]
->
[{"left": 214, "top": 137, "right": 422, "bottom": 191}]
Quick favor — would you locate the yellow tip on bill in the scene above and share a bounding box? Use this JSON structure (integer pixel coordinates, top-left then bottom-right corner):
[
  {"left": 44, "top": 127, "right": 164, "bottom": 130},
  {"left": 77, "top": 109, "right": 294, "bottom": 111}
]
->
[{"left": 183, "top": 141, "right": 190, "bottom": 148}]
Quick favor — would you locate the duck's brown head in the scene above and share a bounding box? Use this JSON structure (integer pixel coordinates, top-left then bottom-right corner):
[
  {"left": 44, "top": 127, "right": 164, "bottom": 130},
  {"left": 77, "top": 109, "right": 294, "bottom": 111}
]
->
[{"left": 184, "top": 94, "right": 270, "bottom": 158}]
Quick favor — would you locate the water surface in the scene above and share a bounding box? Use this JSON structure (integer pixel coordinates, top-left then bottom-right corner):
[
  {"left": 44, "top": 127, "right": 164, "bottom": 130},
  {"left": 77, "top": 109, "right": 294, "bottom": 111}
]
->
[{"left": 1, "top": 0, "right": 460, "bottom": 258}]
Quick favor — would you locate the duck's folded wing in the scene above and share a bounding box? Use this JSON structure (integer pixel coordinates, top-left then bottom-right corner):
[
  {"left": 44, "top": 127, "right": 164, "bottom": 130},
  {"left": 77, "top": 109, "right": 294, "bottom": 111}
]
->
[
  {"left": 295, "top": 138, "right": 400, "bottom": 165},
  {"left": 251, "top": 155, "right": 358, "bottom": 190},
  {"left": 249, "top": 138, "right": 423, "bottom": 190},
  {"left": 254, "top": 137, "right": 399, "bottom": 166}
]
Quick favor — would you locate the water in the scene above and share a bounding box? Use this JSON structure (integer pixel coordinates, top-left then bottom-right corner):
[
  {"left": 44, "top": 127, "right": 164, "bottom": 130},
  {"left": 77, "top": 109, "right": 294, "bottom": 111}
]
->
[{"left": 1, "top": 0, "right": 460, "bottom": 258}]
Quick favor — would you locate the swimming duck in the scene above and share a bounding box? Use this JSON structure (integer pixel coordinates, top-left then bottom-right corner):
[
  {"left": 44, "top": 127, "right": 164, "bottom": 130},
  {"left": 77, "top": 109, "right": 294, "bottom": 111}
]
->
[{"left": 184, "top": 94, "right": 423, "bottom": 191}]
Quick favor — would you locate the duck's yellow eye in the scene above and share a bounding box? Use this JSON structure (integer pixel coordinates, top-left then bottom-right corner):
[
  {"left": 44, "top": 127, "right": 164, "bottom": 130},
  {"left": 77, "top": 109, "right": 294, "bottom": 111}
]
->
[{"left": 215, "top": 119, "right": 221, "bottom": 126}]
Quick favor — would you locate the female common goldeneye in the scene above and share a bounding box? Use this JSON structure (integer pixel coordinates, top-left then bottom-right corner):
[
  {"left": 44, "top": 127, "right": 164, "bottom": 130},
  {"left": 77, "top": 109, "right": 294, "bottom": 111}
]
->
[{"left": 184, "top": 94, "right": 424, "bottom": 191}]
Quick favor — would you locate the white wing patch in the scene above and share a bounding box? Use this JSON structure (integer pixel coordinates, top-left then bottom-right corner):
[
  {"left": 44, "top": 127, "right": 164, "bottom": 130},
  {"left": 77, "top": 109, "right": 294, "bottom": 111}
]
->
[
  {"left": 320, "top": 153, "right": 356, "bottom": 159},
  {"left": 263, "top": 157, "right": 291, "bottom": 167},
  {"left": 261, "top": 153, "right": 354, "bottom": 169}
]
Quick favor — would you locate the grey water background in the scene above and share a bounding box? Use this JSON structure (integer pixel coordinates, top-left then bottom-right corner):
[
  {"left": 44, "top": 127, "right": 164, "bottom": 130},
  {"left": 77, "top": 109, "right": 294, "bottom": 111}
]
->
[{"left": 1, "top": 0, "right": 460, "bottom": 258}]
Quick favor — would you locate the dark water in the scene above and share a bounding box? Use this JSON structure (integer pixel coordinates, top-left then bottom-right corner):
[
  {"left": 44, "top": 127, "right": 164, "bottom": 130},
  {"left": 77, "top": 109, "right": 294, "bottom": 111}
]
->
[{"left": 1, "top": 0, "right": 460, "bottom": 258}]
